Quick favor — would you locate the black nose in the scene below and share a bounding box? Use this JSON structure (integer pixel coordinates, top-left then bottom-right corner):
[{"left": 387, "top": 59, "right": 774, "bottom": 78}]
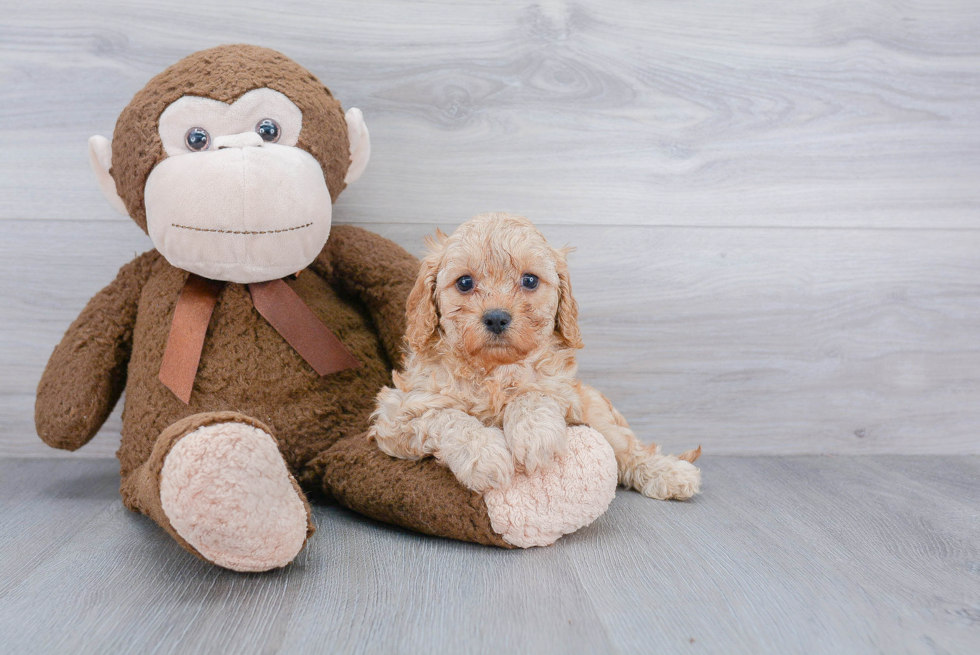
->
[{"left": 482, "top": 309, "right": 512, "bottom": 335}]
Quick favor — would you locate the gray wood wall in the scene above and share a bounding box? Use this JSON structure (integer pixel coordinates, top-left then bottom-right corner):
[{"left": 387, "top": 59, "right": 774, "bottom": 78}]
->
[{"left": 3, "top": 0, "right": 978, "bottom": 457}]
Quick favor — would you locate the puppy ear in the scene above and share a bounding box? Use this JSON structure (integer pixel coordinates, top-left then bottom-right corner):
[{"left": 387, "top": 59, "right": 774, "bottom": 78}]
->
[
  {"left": 405, "top": 236, "right": 445, "bottom": 352},
  {"left": 424, "top": 227, "right": 450, "bottom": 250},
  {"left": 555, "top": 247, "right": 584, "bottom": 349}
]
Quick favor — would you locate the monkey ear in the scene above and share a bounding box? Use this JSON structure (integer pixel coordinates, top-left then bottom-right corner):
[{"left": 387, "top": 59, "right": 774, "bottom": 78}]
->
[
  {"left": 88, "top": 136, "right": 129, "bottom": 216},
  {"left": 343, "top": 108, "right": 371, "bottom": 185}
]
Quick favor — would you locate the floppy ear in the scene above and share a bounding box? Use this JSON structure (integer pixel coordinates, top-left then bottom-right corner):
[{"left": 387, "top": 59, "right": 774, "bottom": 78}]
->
[
  {"left": 554, "top": 247, "right": 584, "bottom": 349},
  {"left": 405, "top": 231, "right": 448, "bottom": 352}
]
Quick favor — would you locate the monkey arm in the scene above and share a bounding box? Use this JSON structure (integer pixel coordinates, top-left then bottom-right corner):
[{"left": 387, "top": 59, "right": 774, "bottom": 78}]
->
[
  {"left": 312, "top": 225, "right": 418, "bottom": 367},
  {"left": 35, "top": 250, "right": 160, "bottom": 450}
]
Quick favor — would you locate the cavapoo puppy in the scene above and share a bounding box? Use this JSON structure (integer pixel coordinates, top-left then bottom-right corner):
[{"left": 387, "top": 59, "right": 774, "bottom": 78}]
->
[{"left": 369, "top": 212, "right": 701, "bottom": 500}]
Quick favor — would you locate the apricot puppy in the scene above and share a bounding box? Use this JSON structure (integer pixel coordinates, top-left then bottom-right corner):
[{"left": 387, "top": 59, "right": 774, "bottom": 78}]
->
[{"left": 369, "top": 212, "right": 701, "bottom": 500}]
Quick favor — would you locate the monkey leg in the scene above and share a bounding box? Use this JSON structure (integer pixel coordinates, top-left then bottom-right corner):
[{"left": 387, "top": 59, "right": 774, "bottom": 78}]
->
[
  {"left": 121, "top": 411, "right": 314, "bottom": 572},
  {"left": 305, "top": 425, "right": 618, "bottom": 548}
]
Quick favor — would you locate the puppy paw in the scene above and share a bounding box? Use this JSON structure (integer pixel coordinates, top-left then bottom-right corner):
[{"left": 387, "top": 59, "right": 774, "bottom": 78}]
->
[
  {"left": 624, "top": 449, "right": 702, "bottom": 500},
  {"left": 505, "top": 418, "right": 568, "bottom": 473},
  {"left": 644, "top": 458, "right": 701, "bottom": 500},
  {"left": 444, "top": 426, "right": 515, "bottom": 493}
]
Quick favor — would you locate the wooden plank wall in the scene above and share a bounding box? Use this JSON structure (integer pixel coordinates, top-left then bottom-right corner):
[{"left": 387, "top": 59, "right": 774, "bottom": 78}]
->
[{"left": 2, "top": 0, "right": 978, "bottom": 457}]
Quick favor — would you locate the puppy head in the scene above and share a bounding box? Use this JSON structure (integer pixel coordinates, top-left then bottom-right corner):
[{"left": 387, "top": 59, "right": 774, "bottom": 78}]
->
[{"left": 406, "top": 212, "right": 583, "bottom": 367}]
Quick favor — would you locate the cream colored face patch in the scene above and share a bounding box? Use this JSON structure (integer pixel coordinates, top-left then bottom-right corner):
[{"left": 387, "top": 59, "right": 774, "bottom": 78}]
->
[
  {"left": 145, "top": 143, "right": 332, "bottom": 284},
  {"left": 158, "top": 88, "right": 303, "bottom": 155}
]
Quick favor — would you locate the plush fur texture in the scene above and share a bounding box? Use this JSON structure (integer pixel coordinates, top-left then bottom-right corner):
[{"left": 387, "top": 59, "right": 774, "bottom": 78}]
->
[
  {"left": 483, "top": 425, "right": 618, "bottom": 547},
  {"left": 35, "top": 226, "right": 406, "bottom": 476},
  {"left": 39, "top": 47, "right": 630, "bottom": 568},
  {"left": 111, "top": 44, "right": 350, "bottom": 232},
  {"left": 118, "top": 410, "right": 315, "bottom": 564},
  {"left": 308, "top": 432, "right": 512, "bottom": 547},
  {"left": 160, "top": 420, "right": 311, "bottom": 572},
  {"left": 370, "top": 212, "right": 702, "bottom": 502},
  {"left": 36, "top": 219, "right": 527, "bottom": 557}
]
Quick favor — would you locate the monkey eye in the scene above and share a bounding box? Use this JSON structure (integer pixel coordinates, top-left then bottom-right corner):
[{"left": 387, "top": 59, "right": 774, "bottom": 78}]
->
[
  {"left": 521, "top": 273, "right": 539, "bottom": 290},
  {"left": 455, "top": 275, "right": 474, "bottom": 293},
  {"left": 255, "top": 118, "right": 281, "bottom": 143},
  {"left": 184, "top": 127, "right": 210, "bottom": 151}
]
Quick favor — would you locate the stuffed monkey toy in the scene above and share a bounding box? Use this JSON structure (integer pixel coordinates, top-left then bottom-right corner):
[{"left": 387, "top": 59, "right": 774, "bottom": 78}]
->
[{"left": 35, "top": 45, "right": 616, "bottom": 572}]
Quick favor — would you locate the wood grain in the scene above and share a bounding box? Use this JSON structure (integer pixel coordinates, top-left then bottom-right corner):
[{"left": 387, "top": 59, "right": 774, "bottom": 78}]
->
[
  {"left": 1, "top": 0, "right": 978, "bottom": 227},
  {"left": 1, "top": 456, "right": 977, "bottom": 654},
  {"left": 5, "top": 219, "right": 978, "bottom": 457}
]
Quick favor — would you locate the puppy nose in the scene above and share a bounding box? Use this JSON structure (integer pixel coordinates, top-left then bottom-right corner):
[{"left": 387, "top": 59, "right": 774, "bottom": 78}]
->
[{"left": 482, "top": 309, "right": 512, "bottom": 335}]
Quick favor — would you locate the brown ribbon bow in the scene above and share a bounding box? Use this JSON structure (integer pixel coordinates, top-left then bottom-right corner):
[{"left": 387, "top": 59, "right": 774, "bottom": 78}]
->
[{"left": 159, "top": 273, "right": 361, "bottom": 404}]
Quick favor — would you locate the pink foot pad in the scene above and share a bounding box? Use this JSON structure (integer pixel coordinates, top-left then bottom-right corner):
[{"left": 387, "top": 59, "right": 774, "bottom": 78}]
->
[
  {"left": 484, "top": 425, "right": 618, "bottom": 548},
  {"left": 160, "top": 422, "right": 310, "bottom": 572}
]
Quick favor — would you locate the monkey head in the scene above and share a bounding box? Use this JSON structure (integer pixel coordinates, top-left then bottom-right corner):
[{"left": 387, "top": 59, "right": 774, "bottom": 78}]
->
[{"left": 88, "top": 45, "right": 370, "bottom": 284}]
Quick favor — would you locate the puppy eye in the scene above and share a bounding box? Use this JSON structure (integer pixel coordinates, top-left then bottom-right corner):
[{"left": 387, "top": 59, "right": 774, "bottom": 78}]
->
[
  {"left": 184, "top": 127, "right": 210, "bottom": 151},
  {"left": 255, "top": 118, "right": 281, "bottom": 143},
  {"left": 455, "top": 275, "right": 474, "bottom": 293},
  {"left": 521, "top": 273, "right": 539, "bottom": 290}
]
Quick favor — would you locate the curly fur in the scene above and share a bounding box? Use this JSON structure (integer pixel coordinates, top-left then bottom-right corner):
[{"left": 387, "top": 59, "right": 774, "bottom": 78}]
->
[{"left": 369, "top": 212, "right": 702, "bottom": 499}]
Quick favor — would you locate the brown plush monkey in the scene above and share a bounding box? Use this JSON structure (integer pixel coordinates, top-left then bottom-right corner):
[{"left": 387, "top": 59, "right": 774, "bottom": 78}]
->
[{"left": 36, "top": 46, "right": 611, "bottom": 571}]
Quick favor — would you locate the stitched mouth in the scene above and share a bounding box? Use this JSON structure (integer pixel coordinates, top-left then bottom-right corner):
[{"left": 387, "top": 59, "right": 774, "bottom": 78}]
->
[{"left": 170, "top": 222, "right": 313, "bottom": 235}]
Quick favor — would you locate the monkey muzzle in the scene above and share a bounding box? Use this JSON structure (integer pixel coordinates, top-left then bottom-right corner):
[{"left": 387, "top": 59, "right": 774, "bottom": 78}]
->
[{"left": 144, "top": 141, "right": 333, "bottom": 284}]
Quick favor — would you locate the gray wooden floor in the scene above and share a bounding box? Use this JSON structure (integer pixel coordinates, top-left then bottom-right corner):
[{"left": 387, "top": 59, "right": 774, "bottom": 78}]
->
[{"left": 2, "top": 456, "right": 978, "bottom": 655}]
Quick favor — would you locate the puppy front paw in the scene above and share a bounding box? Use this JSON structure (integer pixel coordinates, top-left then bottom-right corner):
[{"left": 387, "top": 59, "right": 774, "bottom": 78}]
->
[
  {"left": 507, "top": 418, "right": 568, "bottom": 473},
  {"left": 443, "top": 426, "right": 515, "bottom": 493}
]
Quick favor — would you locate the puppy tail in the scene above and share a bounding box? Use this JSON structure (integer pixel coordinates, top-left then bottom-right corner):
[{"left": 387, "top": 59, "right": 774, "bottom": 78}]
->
[{"left": 678, "top": 445, "right": 702, "bottom": 463}]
